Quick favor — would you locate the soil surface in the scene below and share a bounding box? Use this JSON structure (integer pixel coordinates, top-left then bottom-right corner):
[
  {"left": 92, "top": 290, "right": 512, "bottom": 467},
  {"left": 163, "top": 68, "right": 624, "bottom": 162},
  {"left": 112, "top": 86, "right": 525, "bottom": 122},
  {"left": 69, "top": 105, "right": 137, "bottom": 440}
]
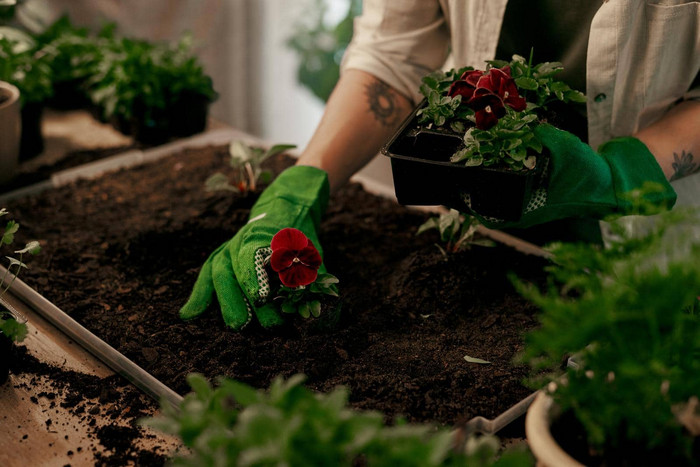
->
[{"left": 5, "top": 143, "right": 549, "bottom": 432}]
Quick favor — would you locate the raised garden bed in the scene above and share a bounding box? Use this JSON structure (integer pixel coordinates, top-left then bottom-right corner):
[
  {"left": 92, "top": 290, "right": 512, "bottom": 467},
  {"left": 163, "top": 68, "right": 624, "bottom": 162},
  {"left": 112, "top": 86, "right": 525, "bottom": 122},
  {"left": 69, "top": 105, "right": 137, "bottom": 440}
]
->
[{"left": 5, "top": 142, "right": 549, "bottom": 429}]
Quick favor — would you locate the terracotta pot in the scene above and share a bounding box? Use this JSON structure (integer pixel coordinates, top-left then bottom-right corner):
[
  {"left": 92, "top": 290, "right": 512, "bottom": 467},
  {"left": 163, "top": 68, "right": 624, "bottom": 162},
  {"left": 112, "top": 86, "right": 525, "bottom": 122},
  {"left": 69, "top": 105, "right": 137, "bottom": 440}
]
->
[
  {"left": 0, "top": 81, "right": 21, "bottom": 185},
  {"left": 525, "top": 391, "right": 584, "bottom": 467}
]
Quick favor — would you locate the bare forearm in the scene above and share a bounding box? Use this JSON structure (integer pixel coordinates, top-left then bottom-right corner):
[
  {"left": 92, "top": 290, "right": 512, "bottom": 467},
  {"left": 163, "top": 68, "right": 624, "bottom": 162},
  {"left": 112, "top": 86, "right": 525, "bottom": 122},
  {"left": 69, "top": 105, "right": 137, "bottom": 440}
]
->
[
  {"left": 634, "top": 99, "right": 700, "bottom": 181},
  {"left": 296, "top": 69, "right": 413, "bottom": 192}
]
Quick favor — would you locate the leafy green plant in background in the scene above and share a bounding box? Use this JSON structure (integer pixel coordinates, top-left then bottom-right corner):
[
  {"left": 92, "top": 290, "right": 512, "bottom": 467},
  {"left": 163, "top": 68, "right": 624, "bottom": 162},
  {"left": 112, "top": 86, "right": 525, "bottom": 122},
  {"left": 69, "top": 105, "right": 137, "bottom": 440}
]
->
[
  {"left": 286, "top": 0, "right": 361, "bottom": 102},
  {"left": 32, "top": 15, "right": 111, "bottom": 107},
  {"left": 516, "top": 187, "right": 700, "bottom": 463},
  {"left": 88, "top": 33, "right": 217, "bottom": 131},
  {"left": 0, "top": 208, "right": 40, "bottom": 342},
  {"left": 205, "top": 140, "right": 296, "bottom": 194},
  {"left": 0, "top": 31, "right": 53, "bottom": 106},
  {"left": 144, "top": 373, "right": 533, "bottom": 466},
  {"left": 417, "top": 209, "right": 494, "bottom": 255}
]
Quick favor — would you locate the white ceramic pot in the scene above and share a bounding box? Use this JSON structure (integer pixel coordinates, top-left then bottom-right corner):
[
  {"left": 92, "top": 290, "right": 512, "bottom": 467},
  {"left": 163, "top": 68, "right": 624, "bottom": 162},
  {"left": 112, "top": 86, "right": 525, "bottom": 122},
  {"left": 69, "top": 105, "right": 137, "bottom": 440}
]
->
[
  {"left": 525, "top": 391, "right": 584, "bottom": 467},
  {"left": 0, "top": 81, "right": 21, "bottom": 184}
]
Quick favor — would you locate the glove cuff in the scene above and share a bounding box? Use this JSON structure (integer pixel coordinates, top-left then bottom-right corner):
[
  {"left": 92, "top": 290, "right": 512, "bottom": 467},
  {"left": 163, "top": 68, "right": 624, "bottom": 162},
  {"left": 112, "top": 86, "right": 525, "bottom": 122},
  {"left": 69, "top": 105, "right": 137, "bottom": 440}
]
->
[
  {"left": 253, "top": 165, "right": 330, "bottom": 227},
  {"left": 598, "top": 137, "right": 677, "bottom": 212}
]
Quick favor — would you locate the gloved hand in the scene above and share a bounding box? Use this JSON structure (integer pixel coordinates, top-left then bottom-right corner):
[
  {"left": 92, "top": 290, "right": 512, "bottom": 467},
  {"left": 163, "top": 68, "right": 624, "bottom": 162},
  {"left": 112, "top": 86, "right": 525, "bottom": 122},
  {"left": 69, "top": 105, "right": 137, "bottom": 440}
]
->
[
  {"left": 180, "top": 165, "right": 330, "bottom": 329},
  {"left": 474, "top": 124, "right": 677, "bottom": 229}
]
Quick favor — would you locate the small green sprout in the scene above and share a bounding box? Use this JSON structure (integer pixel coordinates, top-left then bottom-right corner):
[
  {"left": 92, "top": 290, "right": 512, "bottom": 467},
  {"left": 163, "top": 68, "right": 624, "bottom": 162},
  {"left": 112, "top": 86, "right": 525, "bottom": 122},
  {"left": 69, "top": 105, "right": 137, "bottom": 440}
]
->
[
  {"left": 205, "top": 140, "right": 296, "bottom": 194},
  {"left": 1, "top": 208, "right": 40, "bottom": 342},
  {"left": 417, "top": 209, "right": 494, "bottom": 255}
]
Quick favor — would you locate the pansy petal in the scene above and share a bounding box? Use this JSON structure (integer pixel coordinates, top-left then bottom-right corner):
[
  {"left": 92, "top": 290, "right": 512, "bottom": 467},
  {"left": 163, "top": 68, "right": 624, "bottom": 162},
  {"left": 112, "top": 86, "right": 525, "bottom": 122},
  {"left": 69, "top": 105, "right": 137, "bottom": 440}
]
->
[
  {"left": 462, "top": 69, "right": 484, "bottom": 86},
  {"left": 475, "top": 109, "right": 500, "bottom": 130},
  {"left": 279, "top": 264, "right": 319, "bottom": 288},
  {"left": 297, "top": 242, "right": 322, "bottom": 269},
  {"left": 270, "top": 248, "right": 297, "bottom": 272},
  {"left": 448, "top": 80, "right": 475, "bottom": 100},
  {"left": 271, "top": 227, "right": 308, "bottom": 252},
  {"left": 506, "top": 95, "right": 527, "bottom": 112}
]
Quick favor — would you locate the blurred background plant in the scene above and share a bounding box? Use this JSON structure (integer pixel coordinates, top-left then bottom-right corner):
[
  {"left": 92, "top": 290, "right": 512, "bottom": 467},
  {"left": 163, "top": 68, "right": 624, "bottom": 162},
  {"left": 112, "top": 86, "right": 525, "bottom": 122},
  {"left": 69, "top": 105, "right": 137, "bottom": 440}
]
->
[
  {"left": 286, "top": 0, "right": 360, "bottom": 103},
  {"left": 517, "top": 186, "right": 700, "bottom": 464}
]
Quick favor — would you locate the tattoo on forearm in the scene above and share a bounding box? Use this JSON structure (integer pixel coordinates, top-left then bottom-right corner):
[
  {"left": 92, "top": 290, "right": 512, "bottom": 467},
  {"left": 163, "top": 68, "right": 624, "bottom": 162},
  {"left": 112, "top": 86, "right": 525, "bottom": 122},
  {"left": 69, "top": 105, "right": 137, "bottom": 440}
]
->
[
  {"left": 670, "top": 150, "right": 699, "bottom": 181},
  {"left": 365, "top": 80, "right": 400, "bottom": 127}
]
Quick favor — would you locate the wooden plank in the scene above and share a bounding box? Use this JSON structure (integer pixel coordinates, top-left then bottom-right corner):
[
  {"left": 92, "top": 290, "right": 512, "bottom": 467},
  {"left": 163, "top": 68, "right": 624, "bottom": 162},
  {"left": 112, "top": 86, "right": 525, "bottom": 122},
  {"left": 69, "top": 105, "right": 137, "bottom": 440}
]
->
[{"left": 0, "top": 292, "right": 182, "bottom": 466}]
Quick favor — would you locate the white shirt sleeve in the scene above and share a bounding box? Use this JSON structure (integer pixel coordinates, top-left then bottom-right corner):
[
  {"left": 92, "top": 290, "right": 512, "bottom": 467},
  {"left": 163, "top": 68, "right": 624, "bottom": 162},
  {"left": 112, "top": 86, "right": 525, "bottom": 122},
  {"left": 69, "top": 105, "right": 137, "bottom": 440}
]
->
[{"left": 340, "top": 0, "right": 450, "bottom": 105}]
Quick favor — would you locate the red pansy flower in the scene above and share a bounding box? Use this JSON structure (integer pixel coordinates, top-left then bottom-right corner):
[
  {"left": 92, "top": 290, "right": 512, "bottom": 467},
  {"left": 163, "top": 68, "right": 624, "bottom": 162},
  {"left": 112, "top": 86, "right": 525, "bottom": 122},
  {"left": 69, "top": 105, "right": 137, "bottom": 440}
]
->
[
  {"left": 477, "top": 66, "right": 526, "bottom": 112},
  {"left": 448, "top": 80, "right": 476, "bottom": 101},
  {"left": 270, "top": 228, "right": 322, "bottom": 288},
  {"left": 448, "top": 70, "right": 484, "bottom": 101},
  {"left": 468, "top": 89, "right": 506, "bottom": 130}
]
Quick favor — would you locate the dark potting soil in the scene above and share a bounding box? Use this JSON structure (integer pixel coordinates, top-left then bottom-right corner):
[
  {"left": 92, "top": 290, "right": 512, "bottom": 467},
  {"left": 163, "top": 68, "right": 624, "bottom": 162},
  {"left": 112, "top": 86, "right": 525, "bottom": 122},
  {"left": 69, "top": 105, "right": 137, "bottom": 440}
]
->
[
  {"left": 0, "top": 144, "right": 140, "bottom": 195},
  {"left": 6, "top": 143, "right": 549, "bottom": 429}
]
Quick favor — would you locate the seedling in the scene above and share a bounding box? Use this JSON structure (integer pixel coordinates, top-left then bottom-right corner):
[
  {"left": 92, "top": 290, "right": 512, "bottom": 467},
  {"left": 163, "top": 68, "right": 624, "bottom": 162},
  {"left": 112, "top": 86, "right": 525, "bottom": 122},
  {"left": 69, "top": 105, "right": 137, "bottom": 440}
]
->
[
  {"left": 205, "top": 140, "right": 296, "bottom": 194},
  {"left": 1, "top": 208, "right": 40, "bottom": 341},
  {"left": 417, "top": 209, "right": 494, "bottom": 255}
]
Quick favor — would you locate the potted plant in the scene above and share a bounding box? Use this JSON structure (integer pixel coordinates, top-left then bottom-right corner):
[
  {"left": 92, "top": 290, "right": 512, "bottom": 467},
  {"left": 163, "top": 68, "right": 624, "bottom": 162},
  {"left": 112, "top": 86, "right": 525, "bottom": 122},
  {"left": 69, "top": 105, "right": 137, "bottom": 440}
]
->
[
  {"left": 88, "top": 33, "right": 218, "bottom": 144},
  {"left": 33, "top": 16, "right": 109, "bottom": 110},
  {"left": 0, "top": 27, "right": 54, "bottom": 160},
  {"left": 382, "top": 53, "right": 586, "bottom": 221},
  {"left": 518, "top": 193, "right": 700, "bottom": 465},
  {"left": 0, "top": 79, "right": 20, "bottom": 184},
  {"left": 0, "top": 207, "right": 40, "bottom": 384}
]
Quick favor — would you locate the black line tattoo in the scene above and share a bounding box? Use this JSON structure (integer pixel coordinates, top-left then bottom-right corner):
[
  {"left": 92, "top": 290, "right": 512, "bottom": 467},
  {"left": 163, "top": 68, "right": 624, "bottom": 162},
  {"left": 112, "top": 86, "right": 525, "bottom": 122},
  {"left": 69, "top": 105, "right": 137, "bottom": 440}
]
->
[
  {"left": 670, "top": 150, "right": 699, "bottom": 181},
  {"left": 365, "top": 80, "right": 399, "bottom": 127}
]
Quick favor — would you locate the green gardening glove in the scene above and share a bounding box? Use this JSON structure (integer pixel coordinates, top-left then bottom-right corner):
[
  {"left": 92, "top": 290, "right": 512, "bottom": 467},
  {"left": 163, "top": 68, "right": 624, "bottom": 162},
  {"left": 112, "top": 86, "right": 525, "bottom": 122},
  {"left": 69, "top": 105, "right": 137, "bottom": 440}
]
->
[
  {"left": 179, "top": 165, "right": 330, "bottom": 329},
  {"left": 474, "top": 124, "right": 677, "bottom": 229}
]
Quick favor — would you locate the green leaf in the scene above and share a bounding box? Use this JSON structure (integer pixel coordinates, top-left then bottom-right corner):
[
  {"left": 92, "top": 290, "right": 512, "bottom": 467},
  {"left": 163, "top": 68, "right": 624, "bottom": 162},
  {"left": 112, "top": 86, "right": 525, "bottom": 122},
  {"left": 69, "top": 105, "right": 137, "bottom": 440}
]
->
[
  {"left": 2, "top": 220, "right": 19, "bottom": 245},
  {"left": 464, "top": 155, "right": 484, "bottom": 167},
  {"left": 186, "top": 373, "right": 213, "bottom": 399},
  {"left": 205, "top": 173, "right": 238, "bottom": 193},
  {"left": 514, "top": 77, "right": 538, "bottom": 91},
  {"left": 417, "top": 218, "right": 440, "bottom": 236},
  {"left": 258, "top": 171, "right": 273, "bottom": 185},
  {"left": 229, "top": 140, "right": 255, "bottom": 163},
  {"left": 281, "top": 301, "right": 297, "bottom": 314},
  {"left": 14, "top": 241, "right": 40, "bottom": 255},
  {"left": 260, "top": 143, "right": 296, "bottom": 165},
  {"left": 523, "top": 155, "right": 537, "bottom": 170},
  {"left": 5, "top": 256, "right": 26, "bottom": 269},
  {"left": 315, "top": 273, "right": 339, "bottom": 287},
  {"left": 464, "top": 355, "right": 491, "bottom": 364},
  {"left": 310, "top": 300, "right": 321, "bottom": 318},
  {"left": 298, "top": 302, "right": 311, "bottom": 319},
  {"left": 533, "top": 61, "right": 563, "bottom": 78},
  {"left": 0, "top": 317, "right": 27, "bottom": 342}
]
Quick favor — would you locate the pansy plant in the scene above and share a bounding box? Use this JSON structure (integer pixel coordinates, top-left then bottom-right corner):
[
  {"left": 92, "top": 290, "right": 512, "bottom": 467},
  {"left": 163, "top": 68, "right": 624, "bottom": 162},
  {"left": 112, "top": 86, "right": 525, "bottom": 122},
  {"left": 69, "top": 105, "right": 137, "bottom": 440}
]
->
[
  {"left": 268, "top": 228, "right": 339, "bottom": 319},
  {"left": 417, "top": 52, "right": 586, "bottom": 171}
]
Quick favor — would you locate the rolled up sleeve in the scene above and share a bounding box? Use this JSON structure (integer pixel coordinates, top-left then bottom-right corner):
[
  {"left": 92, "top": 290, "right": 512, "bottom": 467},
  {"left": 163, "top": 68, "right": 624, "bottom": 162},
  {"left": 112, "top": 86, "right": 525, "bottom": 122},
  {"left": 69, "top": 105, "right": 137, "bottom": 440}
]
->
[{"left": 340, "top": 0, "right": 450, "bottom": 105}]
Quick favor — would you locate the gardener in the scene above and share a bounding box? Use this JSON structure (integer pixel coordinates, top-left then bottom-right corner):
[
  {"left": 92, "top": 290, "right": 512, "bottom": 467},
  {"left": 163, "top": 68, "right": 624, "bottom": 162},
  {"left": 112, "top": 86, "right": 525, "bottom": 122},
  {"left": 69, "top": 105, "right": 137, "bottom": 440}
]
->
[{"left": 181, "top": 1, "right": 700, "bottom": 329}]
